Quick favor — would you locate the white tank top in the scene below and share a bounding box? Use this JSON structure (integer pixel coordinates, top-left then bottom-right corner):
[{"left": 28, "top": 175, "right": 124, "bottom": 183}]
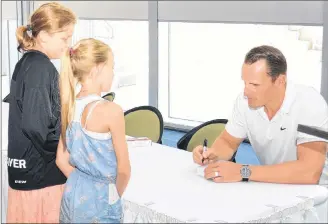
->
[{"left": 73, "top": 94, "right": 112, "bottom": 140}]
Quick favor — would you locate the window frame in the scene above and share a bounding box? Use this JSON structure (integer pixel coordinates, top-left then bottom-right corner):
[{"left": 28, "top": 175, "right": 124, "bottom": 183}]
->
[{"left": 1, "top": 1, "right": 22, "bottom": 152}]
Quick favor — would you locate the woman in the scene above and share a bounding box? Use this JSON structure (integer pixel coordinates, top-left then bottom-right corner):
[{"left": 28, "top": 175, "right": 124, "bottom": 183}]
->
[{"left": 6, "top": 2, "right": 76, "bottom": 223}]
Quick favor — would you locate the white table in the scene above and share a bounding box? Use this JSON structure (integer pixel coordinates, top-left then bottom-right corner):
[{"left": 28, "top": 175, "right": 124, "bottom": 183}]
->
[
  {"left": 2, "top": 144, "right": 328, "bottom": 223},
  {"left": 122, "top": 143, "right": 328, "bottom": 223}
]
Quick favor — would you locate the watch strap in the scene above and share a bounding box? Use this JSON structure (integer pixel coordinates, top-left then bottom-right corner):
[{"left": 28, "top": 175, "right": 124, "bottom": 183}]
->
[{"left": 242, "top": 177, "right": 249, "bottom": 182}]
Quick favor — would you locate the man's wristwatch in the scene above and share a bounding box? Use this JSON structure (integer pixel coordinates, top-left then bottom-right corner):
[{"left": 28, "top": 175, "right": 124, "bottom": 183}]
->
[{"left": 240, "top": 164, "right": 251, "bottom": 182}]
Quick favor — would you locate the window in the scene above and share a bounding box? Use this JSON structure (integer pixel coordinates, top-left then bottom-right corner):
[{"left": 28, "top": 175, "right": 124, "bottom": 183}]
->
[
  {"left": 72, "top": 20, "right": 149, "bottom": 111},
  {"left": 159, "top": 22, "right": 323, "bottom": 126},
  {"left": 2, "top": 20, "right": 19, "bottom": 151},
  {"left": 2, "top": 21, "right": 10, "bottom": 96}
]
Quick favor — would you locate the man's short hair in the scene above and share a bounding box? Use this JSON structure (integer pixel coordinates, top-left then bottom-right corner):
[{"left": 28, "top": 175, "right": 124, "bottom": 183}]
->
[{"left": 244, "top": 45, "right": 287, "bottom": 81}]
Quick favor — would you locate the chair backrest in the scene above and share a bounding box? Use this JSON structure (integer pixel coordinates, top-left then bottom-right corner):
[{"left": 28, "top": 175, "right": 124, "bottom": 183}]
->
[
  {"left": 102, "top": 92, "right": 115, "bottom": 102},
  {"left": 177, "top": 119, "right": 238, "bottom": 162},
  {"left": 124, "top": 106, "right": 164, "bottom": 143},
  {"left": 183, "top": 119, "right": 228, "bottom": 152}
]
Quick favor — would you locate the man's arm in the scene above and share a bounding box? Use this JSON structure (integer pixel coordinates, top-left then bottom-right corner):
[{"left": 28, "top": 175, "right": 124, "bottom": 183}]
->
[
  {"left": 211, "top": 130, "right": 244, "bottom": 160},
  {"left": 194, "top": 93, "right": 246, "bottom": 164},
  {"left": 214, "top": 93, "right": 247, "bottom": 160},
  {"left": 204, "top": 140, "right": 326, "bottom": 184},
  {"left": 249, "top": 141, "right": 326, "bottom": 184},
  {"left": 194, "top": 130, "right": 243, "bottom": 164}
]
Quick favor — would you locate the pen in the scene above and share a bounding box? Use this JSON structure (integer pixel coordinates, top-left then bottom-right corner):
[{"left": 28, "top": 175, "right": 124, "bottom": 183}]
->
[{"left": 201, "top": 139, "right": 208, "bottom": 164}]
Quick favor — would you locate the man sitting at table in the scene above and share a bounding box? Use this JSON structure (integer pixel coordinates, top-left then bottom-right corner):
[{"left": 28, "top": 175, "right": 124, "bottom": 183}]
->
[{"left": 193, "top": 45, "right": 328, "bottom": 185}]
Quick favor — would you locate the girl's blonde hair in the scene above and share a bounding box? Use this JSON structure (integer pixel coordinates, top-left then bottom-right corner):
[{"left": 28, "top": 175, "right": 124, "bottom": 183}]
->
[
  {"left": 16, "top": 2, "right": 76, "bottom": 52},
  {"left": 60, "top": 38, "right": 112, "bottom": 140}
]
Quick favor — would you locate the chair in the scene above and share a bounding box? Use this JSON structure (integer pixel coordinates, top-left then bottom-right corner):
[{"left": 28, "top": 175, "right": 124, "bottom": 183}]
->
[
  {"left": 124, "top": 106, "right": 164, "bottom": 143},
  {"left": 102, "top": 92, "right": 115, "bottom": 102},
  {"left": 177, "top": 119, "right": 237, "bottom": 162}
]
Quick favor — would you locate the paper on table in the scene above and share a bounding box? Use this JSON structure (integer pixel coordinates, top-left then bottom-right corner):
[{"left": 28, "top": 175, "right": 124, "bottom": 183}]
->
[
  {"left": 196, "top": 165, "right": 221, "bottom": 178},
  {"left": 126, "top": 135, "right": 152, "bottom": 147},
  {"left": 196, "top": 165, "right": 207, "bottom": 178}
]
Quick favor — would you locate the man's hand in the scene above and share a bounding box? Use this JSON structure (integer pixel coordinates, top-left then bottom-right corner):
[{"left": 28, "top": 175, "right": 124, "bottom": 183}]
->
[
  {"left": 192, "top": 145, "right": 218, "bottom": 165},
  {"left": 204, "top": 160, "right": 242, "bottom": 183}
]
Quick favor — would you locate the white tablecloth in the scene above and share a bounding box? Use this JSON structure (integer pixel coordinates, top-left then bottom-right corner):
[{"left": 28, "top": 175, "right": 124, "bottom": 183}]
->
[
  {"left": 1, "top": 145, "right": 328, "bottom": 223},
  {"left": 122, "top": 144, "right": 328, "bottom": 223}
]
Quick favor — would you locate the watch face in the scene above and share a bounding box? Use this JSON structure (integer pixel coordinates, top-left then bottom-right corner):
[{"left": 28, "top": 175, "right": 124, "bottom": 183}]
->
[{"left": 241, "top": 166, "right": 251, "bottom": 178}]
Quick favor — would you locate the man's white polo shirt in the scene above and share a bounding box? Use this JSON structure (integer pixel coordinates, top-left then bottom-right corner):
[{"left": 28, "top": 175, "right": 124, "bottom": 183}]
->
[{"left": 225, "top": 81, "right": 328, "bottom": 166}]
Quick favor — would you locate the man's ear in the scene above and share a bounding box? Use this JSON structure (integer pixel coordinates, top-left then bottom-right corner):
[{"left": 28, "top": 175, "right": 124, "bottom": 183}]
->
[{"left": 275, "top": 74, "right": 286, "bottom": 86}]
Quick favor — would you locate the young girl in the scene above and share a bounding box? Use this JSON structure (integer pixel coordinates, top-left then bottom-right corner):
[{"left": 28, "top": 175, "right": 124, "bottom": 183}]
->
[
  {"left": 56, "top": 38, "right": 131, "bottom": 223},
  {"left": 6, "top": 2, "right": 76, "bottom": 223}
]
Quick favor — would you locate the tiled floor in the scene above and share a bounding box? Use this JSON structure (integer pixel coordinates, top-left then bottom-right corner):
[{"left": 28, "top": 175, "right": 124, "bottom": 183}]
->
[{"left": 162, "top": 129, "right": 260, "bottom": 165}]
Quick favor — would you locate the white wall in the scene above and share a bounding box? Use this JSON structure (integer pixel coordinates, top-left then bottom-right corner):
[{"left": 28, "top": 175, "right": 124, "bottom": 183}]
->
[
  {"left": 158, "top": 1, "right": 323, "bottom": 25},
  {"left": 34, "top": 1, "right": 148, "bottom": 20},
  {"left": 2, "top": 1, "right": 17, "bottom": 19}
]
